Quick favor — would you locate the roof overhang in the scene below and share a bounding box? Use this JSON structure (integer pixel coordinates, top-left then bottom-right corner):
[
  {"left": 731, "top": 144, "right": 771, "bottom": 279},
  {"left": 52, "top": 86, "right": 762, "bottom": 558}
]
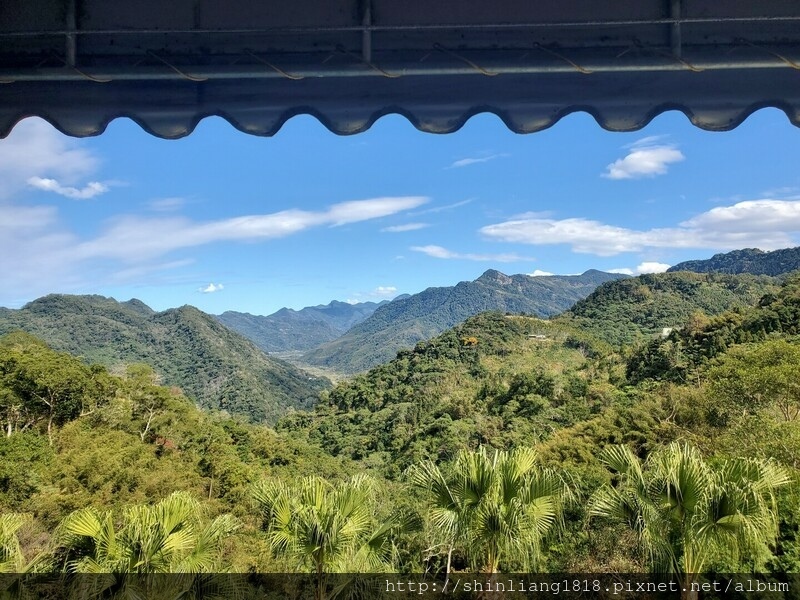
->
[{"left": 2, "top": 0, "right": 799, "bottom": 138}]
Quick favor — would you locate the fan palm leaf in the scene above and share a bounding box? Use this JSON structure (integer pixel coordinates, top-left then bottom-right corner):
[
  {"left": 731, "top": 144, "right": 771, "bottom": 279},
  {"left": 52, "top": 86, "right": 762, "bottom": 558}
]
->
[
  {"left": 590, "top": 443, "right": 788, "bottom": 580},
  {"left": 410, "top": 446, "right": 572, "bottom": 574}
]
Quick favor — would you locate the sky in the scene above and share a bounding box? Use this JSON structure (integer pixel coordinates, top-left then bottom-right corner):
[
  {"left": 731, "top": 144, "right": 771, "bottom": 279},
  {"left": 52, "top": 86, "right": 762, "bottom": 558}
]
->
[{"left": 1, "top": 108, "right": 799, "bottom": 315}]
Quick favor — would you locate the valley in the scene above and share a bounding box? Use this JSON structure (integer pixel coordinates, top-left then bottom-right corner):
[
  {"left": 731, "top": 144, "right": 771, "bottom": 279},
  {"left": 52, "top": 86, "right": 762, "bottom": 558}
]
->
[{"left": 2, "top": 245, "right": 800, "bottom": 583}]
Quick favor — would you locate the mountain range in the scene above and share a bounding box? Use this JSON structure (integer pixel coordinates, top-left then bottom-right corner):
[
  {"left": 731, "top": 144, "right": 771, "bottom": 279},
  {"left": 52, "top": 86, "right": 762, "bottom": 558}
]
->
[
  {"left": 301, "top": 269, "right": 627, "bottom": 373},
  {"left": 0, "top": 295, "right": 329, "bottom": 423},
  {"left": 668, "top": 246, "right": 800, "bottom": 276},
  {"left": 215, "top": 300, "right": 387, "bottom": 353}
]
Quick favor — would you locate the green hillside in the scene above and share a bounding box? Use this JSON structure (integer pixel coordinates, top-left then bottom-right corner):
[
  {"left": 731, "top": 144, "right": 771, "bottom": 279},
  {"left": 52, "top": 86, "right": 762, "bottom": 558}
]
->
[
  {"left": 302, "top": 269, "right": 626, "bottom": 374},
  {"left": 216, "top": 300, "right": 385, "bottom": 353},
  {"left": 668, "top": 245, "right": 800, "bottom": 275},
  {"left": 0, "top": 295, "right": 330, "bottom": 423},
  {"left": 4, "top": 277, "right": 800, "bottom": 579},
  {"left": 626, "top": 272, "right": 800, "bottom": 383},
  {"left": 558, "top": 271, "right": 778, "bottom": 345},
  {"left": 282, "top": 312, "right": 622, "bottom": 477}
]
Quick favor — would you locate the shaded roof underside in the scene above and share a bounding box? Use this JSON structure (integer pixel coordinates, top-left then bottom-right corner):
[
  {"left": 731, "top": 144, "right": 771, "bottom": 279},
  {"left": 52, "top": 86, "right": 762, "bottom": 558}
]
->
[{"left": 1, "top": 0, "right": 799, "bottom": 138}]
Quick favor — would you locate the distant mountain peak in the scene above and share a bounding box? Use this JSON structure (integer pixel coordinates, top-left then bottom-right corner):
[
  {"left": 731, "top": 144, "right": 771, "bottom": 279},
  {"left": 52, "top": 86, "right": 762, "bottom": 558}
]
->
[
  {"left": 214, "top": 298, "right": 386, "bottom": 353},
  {"left": 477, "top": 269, "right": 513, "bottom": 285}
]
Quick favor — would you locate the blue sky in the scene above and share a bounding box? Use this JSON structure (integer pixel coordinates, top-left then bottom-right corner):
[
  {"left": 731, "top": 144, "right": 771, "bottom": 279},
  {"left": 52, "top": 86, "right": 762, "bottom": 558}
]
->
[{"left": 1, "top": 109, "right": 799, "bottom": 315}]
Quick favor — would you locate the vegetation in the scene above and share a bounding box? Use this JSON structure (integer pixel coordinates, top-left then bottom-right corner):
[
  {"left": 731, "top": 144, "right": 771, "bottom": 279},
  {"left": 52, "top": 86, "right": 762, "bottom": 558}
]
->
[
  {"left": 57, "top": 491, "right": 240, "bottom": 573},
  {"left": 409, "top": 446, "right": 572, "bottom": 574},
  {"left": 0, "top": 295, "right": 330, "bottom": 423},
  {"left": 560, "top": 271, "right": 777, "bottom": 346},
  {"left": 669, "top": 246, "right": 800, "bottom": 276},
  {"left": 589, "top": 443, "right": 789, "bottom": 592},
  {"left": 303, "top": 269, "right": 625, "bottom": 374},
  {"left": 2, "top": 267, "right": 800, "bottom": 596},
  {"left": 252, "top": 474, "right": 402, "bottom": 599}
]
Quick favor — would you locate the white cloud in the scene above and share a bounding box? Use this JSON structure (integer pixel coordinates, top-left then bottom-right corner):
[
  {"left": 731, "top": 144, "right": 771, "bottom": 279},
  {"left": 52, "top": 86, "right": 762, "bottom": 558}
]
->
[
  {"left": 480, "top": 199, "right": 800, "bottom": 256},
  {"left": 603, "top": 138, "right": 685, "bottom": 180},
  {"left": 680, "top": 199, "right": 800, "bottom": 232},
  {"left": 327, "top": 197, "right": 428, "bottom": 226},
  {"left": 0, "top": 195, "right": 428, "bottom": 302},
  {"left": 610, "top": 262, "right": 671, "bottom": 276},
  {"left": 199, "top": 283, "right": 224, "bottom": 293},
  {"left": 0, "top": 118, "right": 100, "bottom": 198},
  {"left": 372, "top": 286, "right": 397, "bottom": 297},
  {"left": 448, "top": 154, "right": 508, "bottom": 169},
  {"left": 381, "top": 223, "right": 430, "bottom": 233},
  {"left": 0, "top": 203, "right": 82, "bottom": 303},
  {"left": 636, "top": 261, "right": 671, "bottom": 274},
  {"left": 411, "top": 244, "right": 531, "bottom": 263},
  {"left": 528, "top": 269, "right": 554, "bottom": 276},
  {"left": 75, "top": 196, "right": 429, "bottom": 262},
  {"left": 28, "top": 176, "right": 109, "bottom": 199}
]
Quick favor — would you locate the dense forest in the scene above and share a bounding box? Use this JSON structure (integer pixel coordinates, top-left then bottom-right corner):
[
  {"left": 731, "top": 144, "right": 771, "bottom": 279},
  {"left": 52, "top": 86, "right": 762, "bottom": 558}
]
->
[{"left": 2, "top": 270, "right": 800, "bottom": 598}]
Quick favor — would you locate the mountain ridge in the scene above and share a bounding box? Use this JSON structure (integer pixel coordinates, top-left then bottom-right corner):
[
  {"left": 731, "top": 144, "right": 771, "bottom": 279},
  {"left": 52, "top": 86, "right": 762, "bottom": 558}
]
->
[
  {"left": 301, "top": 269, "right": 628, "bottom": 373},
  {"left": 0, "top": 294, "right": 330, "bottom": 423},
  {"left": 667, "top": 246, "right": 800, "bottom": 276},
  {"left": 215, "top": 299, "right": 387, "bottom": 353}
]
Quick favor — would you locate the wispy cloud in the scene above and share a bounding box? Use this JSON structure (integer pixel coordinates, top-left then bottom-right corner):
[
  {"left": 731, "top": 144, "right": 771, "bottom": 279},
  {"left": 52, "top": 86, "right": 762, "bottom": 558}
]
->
[
  {"left": 344, "top": 285, "right": 400, "bottom": 304},
  {"left": 0, "top": 196, "right": 428, "bottom": 302},
  {"left": 447, "top": 154, "right": 509, "bottom": 169},
  {"left": 75, "top": 196, "right": 429, "bottom": 262},
  {"left": 326, "top": 197, "right": 428, "bottom": 225},
  {"left": 0, "top": 118, "right": 100, "bottom": 198},
  {"left": 148, "top": 197, "right": 187, "bottom": 212},
  {"left": 480, "top": 199, "right": 800, "bottom": 256},
  {"left": 603, "top": 137, "right": 684, "bottom": 180},
  {"left": 411, "top": 199, "right": 473, "bottom": 216},
  {"left": 381, "top": 223, "right": 430, "bottom": 233},
  {"left": 609, "top": 262, "right": 671, "bottom": 276},
  {"left": 199, "top": 283, "right": 224, "bottom": 293},
  {"left": 759, "top": 186, "right": 800, "bottom": 199},
  {"left": 411, "top": 244, "right": 532, "bottom": 263},
  {"left": 110, "top": 259, "right": 195, "bottom": 283},
  {"left": 28, "top": 176, "right": 109, "bottom": 199}
]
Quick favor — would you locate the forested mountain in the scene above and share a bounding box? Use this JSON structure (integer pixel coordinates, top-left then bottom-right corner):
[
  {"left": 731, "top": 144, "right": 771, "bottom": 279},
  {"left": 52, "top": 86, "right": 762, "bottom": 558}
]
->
[
  {"left": 302, "top": 269, "right": 626, "bottom": 373},
  {"left": 0, "top": 332, "right": 352, "bottom": 571},
  {"left": 4, "top": 276, "right": 800, "bottom": 579},
  {"left": 668, "top": 245, "right": 800, "bottom": 275},
  {"left": 282, "top": 312, "right": 621, "bottom": 476},
  {"left": 0, "top": 295, "right": 330, "bottom": 422},
  {"left": 558, "top": 271, "right": 778, "bottom": 345},
  {"left": 626, "top": 272, "right": 800, "bottom": 384},
  {"left": 215, "top": 300, "right": 386, "bottom": 353}
]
